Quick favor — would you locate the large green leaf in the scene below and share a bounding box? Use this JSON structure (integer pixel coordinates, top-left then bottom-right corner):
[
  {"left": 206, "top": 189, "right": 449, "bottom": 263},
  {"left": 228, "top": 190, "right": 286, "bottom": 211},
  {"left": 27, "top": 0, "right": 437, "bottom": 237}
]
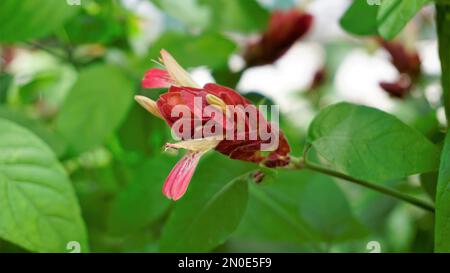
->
[
  {"left": 63, "top": 0, "right": 125, "bottom": 46},
  {"left": 0, "top": 0, "right": 78, "bottom": 42},
  {"left": 340, "top": 0, "right": 379, "bottom": 36},
  {"left": 235, "top": 177, "right": 318, "bottom": 248},
  {"left": 159, "top": 153, "right": 254, "bottom": 252},
  {"left": 0, "top": 118, "right": 87, "bottom": 252},
  {"left": 235, "top": 170, "right": 366, "bottom": 247},
  {"left": 117, "top": 103, "right": 169, "bottom": 158},
  {"left": 297, "top": 174, "right": 368, "bottom": 242},
  {"left": 108, "top": 155, "right": 177, "bottom": 235},
  {"left": 307, "top": 102, "right": 440, "bottom": 183},
  {"left": 64, "top": 13, "right": 124, "bottom": 45},
  {"left": 0, "top": 107, "right": 67, "bottom": 157},
  {"left": 152, "top": 0, "right": 268, "bottom": 33},
  {"left": 56, "top": 65, "right": 133, "bottom": 154},
  {"left": 201, "top": 0, "right": 269, "bottom": 33},
  {"left": 146, "top": 32, "right": 236, "bottom": 70},
  {"left": 351, "top": 180, "right": 399, "bottom": 231},
  {"left": 377, "top": 0, "right": 431, "bottom": 40},
  {"left": 151, "top": 0, "right": 211, "bottom": 30},
  {"left": 435, "top": 133, "right": 450, "bottom": 252}
]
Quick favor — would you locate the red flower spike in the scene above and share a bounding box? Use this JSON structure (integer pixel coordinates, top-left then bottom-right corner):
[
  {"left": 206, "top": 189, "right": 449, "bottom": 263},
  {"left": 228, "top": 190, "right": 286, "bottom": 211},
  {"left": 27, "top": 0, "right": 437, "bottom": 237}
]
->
[
  {"left": 136, "top": 50, "right": 291, "bottom": 201},
  {"left": 243, "top": 9, "right": 313, "bottom": 67},
  {"left": 377, "top": 39, "right": 422, "bottom": 98}
]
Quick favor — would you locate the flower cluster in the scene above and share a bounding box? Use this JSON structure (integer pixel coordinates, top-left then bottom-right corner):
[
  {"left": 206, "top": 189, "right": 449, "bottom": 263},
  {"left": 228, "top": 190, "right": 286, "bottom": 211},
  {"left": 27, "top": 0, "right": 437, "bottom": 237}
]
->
[{"left": 136, "top": 50, "right": 291, "bottom": 200}]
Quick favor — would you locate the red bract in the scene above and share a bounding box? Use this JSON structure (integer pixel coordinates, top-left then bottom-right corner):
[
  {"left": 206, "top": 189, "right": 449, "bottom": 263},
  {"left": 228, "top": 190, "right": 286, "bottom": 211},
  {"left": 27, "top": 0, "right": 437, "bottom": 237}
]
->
[
  {"left": 379, "top": 74, "right": 413, "bottom": 98},
  {"left": 308, "top": 67, "right": 326, "bottom": 91},
  {"left": 136, "top": 50, "right": 291, "bottom": 201},
  {"left": 378, "top": 39, "right": 421, "bottom": 98},
  {"left": 380, "top": 39, "right": 421, "bottom": 78},
  {"left": 243, "top": 9, "right": 313, "bottom": 67}
]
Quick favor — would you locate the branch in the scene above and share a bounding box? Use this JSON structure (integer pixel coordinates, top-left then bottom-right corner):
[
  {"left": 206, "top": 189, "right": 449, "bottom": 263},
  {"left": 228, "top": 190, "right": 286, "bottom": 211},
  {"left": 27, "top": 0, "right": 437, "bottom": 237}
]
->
[
  {"left": 286, "top": 147, "right": 435, "bottom": 213},
  {"left": 436, "top": 4, "right": 450, "bottom": 124}
]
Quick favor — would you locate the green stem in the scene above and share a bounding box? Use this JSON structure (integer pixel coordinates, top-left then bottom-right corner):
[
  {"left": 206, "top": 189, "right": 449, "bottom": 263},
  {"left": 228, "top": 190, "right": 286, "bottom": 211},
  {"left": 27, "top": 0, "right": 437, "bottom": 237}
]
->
[
  {"left": 288, "top": 157, "right": 435, "bottom": 213},
  {"left": 23, "top": 42, "right": 68, "bottom": 61},
  {"left": 436, "top": 3, "right": 450, "bottom": 124}
]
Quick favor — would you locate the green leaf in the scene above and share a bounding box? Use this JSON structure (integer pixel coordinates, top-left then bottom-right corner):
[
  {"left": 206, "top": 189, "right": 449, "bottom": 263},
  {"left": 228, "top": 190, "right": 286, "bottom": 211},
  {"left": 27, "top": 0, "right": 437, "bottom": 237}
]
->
[
  {"left": 146, "top": 32, "right": 236, "bottom": 70},
  {"left": 0, "top": 73, "right": 12, "bottom": 103},
  {"left": 340, "top": 0, "right": 379, "bottom": 36},
  {"left": 56, "top": 65, "right": 133, "bottom": 154},
  {"left": 108, "top": 155, "right": 177, "bottom": 235},
  {"left": 152, "top": 0, "right": 268, "bottom": 33},
  {"left": 421, "top": 172, "right": 438, "bottom": 202},
  {"left": 236, "top": 170, "right": 366, "bottom": 246},
  {"left": 298, "top": 174, "right": 368, "bottom": 242},
  {"left": 0, "top": 107, "right": 67, "bottom": 157},
  {"left": 63, "top": 1, "right": 125, "bottom": 45},
  {"left": 235, "top": 172, "right": 318, "bottom": 247},
  {"left": 307, "top": 102, "right": 441, "bottom": 183},
  {"left": 0, "top": 118, "right": 87, "bottom": 252},
  {"left": 201, "top": 0, "right": 269, "bottom": 33},
  {"left": 435, "top": 132, "right": 450, "bottom": 252},
  {"left": 0, "top": 0, "right": 78, "bottom": 42},
  {"left": 377, "top": 0, "right": 431, "bottom": 40},
  {"left": 117, "top": 103, "right": 169, "bottom": 158},
  {"left": 159, "top": 153, "right": 254, "bottom": 252},
  {"left": 65, "top": 14, "right": 123, "bottom": 45},
  {"left": 351, "top": 181, "right": 398, "bottom": 232},
  {"left": 151, "top": 0, "right": 211, "bottom": 30}
]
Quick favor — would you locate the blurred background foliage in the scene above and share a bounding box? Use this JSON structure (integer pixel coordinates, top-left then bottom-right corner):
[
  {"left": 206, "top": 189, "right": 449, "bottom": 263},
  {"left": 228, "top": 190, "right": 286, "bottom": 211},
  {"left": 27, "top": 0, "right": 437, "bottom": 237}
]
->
[{"left": 0, "top": 0, "right": 446, "bottom": 253}]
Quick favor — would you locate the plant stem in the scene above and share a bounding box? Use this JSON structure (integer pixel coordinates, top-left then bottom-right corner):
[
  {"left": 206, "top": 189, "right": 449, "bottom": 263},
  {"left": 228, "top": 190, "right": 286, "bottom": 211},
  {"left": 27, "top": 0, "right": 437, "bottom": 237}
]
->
[
  {"left": 23, "top": 41, "right": 68, "bottom": 61},
  {"left": 23, "top": 41, "right": 81, "bottom": 69},
  {"left": 436, "top": 3, "right": 450, "bottom": 124},
  {"left": 288, "top": 157, "right": 435, "bottom": 213}
]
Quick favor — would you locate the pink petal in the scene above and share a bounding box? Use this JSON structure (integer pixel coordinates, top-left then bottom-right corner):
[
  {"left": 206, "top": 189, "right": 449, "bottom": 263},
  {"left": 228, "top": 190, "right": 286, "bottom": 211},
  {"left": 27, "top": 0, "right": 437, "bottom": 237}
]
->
[
  {"left": 162, "top": 152, "right": 203, "bottom": 201},
  {"left": 142, "top": 69, "right": 173, "bottom": 89}
]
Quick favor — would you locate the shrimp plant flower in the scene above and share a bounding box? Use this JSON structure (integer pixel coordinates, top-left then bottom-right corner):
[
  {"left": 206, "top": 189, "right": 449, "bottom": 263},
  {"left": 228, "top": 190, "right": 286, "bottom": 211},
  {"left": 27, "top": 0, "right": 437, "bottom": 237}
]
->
[{"left": 135, "top": 50, "right": 291, "bottom": 201}]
